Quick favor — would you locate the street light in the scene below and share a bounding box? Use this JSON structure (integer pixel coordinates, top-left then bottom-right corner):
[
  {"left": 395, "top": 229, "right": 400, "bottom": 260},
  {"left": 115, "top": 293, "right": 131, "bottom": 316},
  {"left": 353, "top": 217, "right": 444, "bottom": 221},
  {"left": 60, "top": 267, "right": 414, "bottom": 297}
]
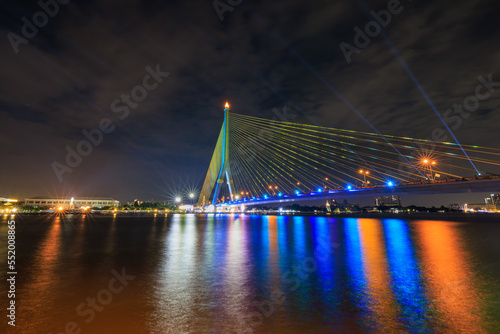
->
[
  {"left": 269, "top": 185, "right": 277, "bottom": 196},
  {"left": 175, "top": 197, "right": 181, "bottom": 203},
  {"left": 359, "top": 169, "right": 369, "bottom": 187},
  {"left": 296, "top": 182, "right": 311, "bottom": 192},
  {"left": 422, "top": 160, "right": 437, "bottom": 182}
]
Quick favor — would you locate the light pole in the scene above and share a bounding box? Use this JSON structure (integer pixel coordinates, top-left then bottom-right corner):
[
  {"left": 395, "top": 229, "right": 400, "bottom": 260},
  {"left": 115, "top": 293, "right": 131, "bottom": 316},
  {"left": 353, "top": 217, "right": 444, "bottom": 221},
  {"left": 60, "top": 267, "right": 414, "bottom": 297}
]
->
[
  {"left": 359, "top": 169, "right": 369, "bottom": 187},
  {"left": 297, "top": 182, "right": 311, "bottom": 192},
  {"left": 268, "top": 185, "right": 278, "bottom": 196},
  {"left": 423, "top": 160, "right": 437, "bottom": 182}
]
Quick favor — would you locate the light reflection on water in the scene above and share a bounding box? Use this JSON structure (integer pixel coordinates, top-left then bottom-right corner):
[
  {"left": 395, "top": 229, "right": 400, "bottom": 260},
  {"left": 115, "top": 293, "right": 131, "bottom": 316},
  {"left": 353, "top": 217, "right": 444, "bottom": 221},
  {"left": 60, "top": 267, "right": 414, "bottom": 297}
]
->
[
  {"left": 1, "top": 214, "right": 499, "bottom": 333},
  {"left": 358, "top": 219, "right": 403, "bottom": 332},
  {"left": 383, "top": 219, "right": 429, "bottom": 332},
  {"left": 415, "top": 221, "right": 484, "bottom": 333}
]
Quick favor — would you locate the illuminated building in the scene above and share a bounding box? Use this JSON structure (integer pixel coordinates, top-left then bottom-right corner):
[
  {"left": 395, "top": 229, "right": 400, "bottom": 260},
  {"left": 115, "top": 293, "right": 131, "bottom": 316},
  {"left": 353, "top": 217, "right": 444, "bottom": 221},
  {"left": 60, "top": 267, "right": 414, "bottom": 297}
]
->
[
  {"left": 0, "top": 197, "right": 18, "bottom": 203},
  {"left": 375, "top": 195, "right": 401, "bottom": 207},
  {"left": 463, "top": 203, "right": 496, "bottom": 212},
  {"left": 485, "top": 193, "right": 500, "bottom": 209},
  {"left": 326, "top": 199, "right": 360, "bottom": 213}
]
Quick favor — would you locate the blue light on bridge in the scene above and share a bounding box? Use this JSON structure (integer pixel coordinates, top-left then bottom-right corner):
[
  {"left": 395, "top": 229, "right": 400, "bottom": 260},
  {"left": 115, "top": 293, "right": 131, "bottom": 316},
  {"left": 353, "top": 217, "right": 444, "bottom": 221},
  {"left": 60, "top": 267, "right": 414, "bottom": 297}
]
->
[
  {"left": 278, "top": 193, "right": 283, "bottom": 197},
  {"left": 387, "top": 181, "right": 394, "bottom": 187},
  {"left": 317, "top": 188, "right": 322, "bottom": 192},
  {"left": 264, "top": 195, "right": 268, "bottom": 199},
  {"left": 295, "top": 190, "right": 300, "bottom": 195},
  {"left": 347, "top": 185, "right": 352, "bottom": 190}
]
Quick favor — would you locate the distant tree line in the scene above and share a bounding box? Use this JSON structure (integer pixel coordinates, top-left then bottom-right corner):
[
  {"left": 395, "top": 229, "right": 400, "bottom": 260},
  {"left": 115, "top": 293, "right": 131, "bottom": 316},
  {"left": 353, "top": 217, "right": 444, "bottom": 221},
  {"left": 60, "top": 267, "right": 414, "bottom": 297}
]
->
[{"left": 10, "top": 201, "right": 180, "bottom": 212}]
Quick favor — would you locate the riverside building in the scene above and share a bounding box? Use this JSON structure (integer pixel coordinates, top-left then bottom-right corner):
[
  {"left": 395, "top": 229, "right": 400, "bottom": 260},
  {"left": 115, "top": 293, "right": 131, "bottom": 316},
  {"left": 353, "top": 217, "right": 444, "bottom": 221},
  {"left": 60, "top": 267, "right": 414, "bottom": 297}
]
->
[{"left": 24, "top": 196, "right": 119, "bottom": 209}]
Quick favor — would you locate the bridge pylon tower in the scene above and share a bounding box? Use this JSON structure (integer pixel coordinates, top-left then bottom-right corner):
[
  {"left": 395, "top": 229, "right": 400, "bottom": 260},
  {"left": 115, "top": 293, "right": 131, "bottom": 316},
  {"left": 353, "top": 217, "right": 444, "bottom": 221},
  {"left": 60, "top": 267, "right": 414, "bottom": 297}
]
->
[{"left": 198, "top": 102, "right": 234, "bottom": 206}]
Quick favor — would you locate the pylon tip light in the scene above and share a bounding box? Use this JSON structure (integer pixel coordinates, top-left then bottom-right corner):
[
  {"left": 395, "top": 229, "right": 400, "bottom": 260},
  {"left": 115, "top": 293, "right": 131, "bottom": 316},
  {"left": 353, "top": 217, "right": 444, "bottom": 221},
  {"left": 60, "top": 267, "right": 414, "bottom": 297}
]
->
[{"left": 225, "top": 102, "right": 230, "bottom": 109}]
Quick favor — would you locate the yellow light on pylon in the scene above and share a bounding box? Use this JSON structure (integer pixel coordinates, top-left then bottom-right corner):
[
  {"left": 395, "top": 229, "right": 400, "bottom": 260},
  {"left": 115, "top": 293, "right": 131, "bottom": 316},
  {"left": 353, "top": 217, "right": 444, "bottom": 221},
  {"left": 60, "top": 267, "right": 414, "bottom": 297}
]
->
[{"left": 225, "top": 102, "right": 230, "bottom": 109}]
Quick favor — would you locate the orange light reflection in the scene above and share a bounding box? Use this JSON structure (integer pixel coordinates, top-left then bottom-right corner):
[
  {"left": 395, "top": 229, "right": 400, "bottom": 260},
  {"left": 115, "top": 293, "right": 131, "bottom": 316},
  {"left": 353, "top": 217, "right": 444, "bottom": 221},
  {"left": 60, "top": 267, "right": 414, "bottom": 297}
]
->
[
  {"left": 416, "top": 221, "right": 484, "bottom": 333},
  {"left": 358, "top": 219, "right": 404, "bottom": 332}
]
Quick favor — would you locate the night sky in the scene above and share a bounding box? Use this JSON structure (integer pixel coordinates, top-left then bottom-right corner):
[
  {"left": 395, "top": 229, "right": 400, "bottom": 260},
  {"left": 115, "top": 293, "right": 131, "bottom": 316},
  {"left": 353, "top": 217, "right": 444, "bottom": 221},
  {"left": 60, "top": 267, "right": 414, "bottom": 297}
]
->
[{"left": 1, "top": 0, "right": 499, "bottom": 205}]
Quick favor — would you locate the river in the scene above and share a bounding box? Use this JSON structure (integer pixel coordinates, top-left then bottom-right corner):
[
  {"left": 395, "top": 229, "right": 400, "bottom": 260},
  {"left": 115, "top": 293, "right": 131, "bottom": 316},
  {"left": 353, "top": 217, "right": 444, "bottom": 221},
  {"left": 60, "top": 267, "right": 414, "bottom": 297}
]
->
[{"left": 1, "top": 213, "right": 499, "bottom": 333}]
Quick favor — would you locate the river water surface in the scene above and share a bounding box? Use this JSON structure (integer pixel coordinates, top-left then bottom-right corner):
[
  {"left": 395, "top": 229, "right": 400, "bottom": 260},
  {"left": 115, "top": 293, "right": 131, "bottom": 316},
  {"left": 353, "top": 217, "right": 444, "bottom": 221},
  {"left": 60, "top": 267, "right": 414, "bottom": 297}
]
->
[{"left": 1, "top": 214, "right": 500, "bottom": 333}]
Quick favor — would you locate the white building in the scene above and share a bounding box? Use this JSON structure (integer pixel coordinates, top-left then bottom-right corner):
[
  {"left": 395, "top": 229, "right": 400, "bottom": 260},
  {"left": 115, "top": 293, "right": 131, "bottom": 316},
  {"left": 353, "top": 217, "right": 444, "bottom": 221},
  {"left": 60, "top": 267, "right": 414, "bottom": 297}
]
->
[
  {"left": 24, "top": 196, "right": 119, "bottom": 209},
  {"left": 0, "top": 197, "right": 18, "bottom": 203}
]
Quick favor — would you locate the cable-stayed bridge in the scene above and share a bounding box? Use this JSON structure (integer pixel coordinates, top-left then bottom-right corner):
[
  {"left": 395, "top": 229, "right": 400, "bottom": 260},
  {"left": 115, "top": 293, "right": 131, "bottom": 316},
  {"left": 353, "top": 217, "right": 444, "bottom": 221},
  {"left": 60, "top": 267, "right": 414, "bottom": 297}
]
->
[{"left": 199, "top": 103, "right": 500, "bottom": 208}]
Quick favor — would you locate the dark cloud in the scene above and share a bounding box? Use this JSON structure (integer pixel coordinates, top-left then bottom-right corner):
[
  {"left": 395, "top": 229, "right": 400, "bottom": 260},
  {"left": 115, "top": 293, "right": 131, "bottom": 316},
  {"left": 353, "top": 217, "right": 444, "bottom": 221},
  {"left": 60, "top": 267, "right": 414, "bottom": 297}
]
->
[{"left": 0, "top": 0, "right": 499, "bottom": 205}]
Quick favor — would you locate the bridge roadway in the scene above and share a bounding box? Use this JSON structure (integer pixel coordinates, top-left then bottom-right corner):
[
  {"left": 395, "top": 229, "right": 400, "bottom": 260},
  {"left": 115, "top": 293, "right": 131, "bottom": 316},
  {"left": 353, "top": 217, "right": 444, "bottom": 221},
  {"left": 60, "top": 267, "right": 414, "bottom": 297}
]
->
[{"left": 221, "top": 178, "right": 500, "bottom": 207}]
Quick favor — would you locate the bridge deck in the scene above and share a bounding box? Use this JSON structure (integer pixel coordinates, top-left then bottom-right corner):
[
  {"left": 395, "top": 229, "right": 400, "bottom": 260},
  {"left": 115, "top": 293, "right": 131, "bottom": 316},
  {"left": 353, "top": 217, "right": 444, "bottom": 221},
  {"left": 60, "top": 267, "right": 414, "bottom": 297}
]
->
[{"left": 222, "top": 178, "right": 500, "bottom": 207}]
